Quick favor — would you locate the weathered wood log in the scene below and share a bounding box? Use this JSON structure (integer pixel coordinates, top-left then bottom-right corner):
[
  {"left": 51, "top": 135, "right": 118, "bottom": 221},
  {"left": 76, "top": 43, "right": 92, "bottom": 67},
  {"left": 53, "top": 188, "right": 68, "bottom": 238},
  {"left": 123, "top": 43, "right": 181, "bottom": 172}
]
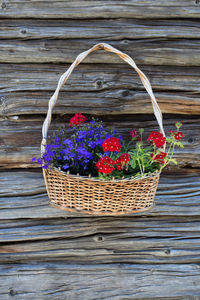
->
[
  {"left": 1, "top": 215, "right": 200, "bottom": 243},
  {"left": 1, "top": 263, "right": 199, "bottom": 300},
  {"left": 1, "top": 19, "right": 200, "bottom": 40},
  {"left": 1, "top": 1, "right": 200, "bottom": 19},
  {"left": 0, "top": 116, "right": 199, "bottom": 169},
  {"left": 0, "top": 214, "right": 200, "bottom": 263},
  {"left": 0, "top": 39, "right": 200, "bottom": 65},
  {"left": 1, "top": 63, "right": 200, "bottom": 93},
  {"left": 1, "top": 90, "right": 200, "bottom": 117},
  {"left": 0, "top": 170, "right": 199, "bottom": 219}
]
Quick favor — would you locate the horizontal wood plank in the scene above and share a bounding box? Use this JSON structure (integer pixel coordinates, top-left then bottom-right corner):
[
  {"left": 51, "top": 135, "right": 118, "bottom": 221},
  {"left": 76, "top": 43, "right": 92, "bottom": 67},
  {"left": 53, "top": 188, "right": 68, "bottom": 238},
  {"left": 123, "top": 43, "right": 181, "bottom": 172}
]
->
[
  {"left": 1, "top": 1, "right": 200, "bottom": 19},
  {"left": 2, "top": 216, "right": 200, "bottom": 243},
  {"left": 1, "top": 90, "right": 200, "bottom": 118},
  {"left": 0, "top": 215, "right": 200, "bottom": 263},
  {"left": 0, "top": 39, "right": 200, "bottom": 66},
  {"left": 1, "top": 19, "right": 200, "bottom": 40},
  {"left": 1, "top": 63, "right": 200, "bottom": 93},
  {"left": 0, "top": 116, "right": 199, "bottom": 169},
  {"left": 0, "top": 170, "right": 199, "bottom": 219},
  {"left": 1, "top": 263, "right": 199, "bottom": 299}
]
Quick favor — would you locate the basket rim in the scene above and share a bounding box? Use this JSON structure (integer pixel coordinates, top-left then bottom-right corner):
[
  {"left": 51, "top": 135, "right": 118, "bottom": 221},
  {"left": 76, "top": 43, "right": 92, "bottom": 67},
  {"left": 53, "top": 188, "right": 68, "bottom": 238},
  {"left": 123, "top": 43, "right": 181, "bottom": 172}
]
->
[{"left": 46, "top": 166, "right": 160, "bottom": 183}]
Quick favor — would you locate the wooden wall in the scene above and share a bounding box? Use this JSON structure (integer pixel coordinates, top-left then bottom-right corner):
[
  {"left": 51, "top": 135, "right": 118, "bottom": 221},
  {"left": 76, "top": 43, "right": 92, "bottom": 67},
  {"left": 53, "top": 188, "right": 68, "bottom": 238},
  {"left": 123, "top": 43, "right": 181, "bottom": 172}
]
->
[{"left": 0, "top": 1, "right": 200, "bottom": 299}]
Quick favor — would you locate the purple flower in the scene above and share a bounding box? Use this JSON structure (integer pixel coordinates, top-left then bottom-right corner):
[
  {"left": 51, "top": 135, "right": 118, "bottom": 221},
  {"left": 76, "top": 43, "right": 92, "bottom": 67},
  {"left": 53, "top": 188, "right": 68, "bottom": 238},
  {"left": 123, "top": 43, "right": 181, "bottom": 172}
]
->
[
  {"left": 63, "top": 148, "right": 71, "bottom": 155},
  {"left": 37, "top": 158, "right": 43, "bottom": 165},
  {"left": 63, "top": 163, "right": 69, "bottom": 169},
  {"left": 76, "top": 147, "right": 93, "bottom": 160},
  {"left": 32, "top": 157, "right": 36, "bottom": 162},
  {"left": 89, "top": 141, "right": 97, "bottom": 149},
  {"left": 54, "top": 136, "right": 60, "bottom": 143},
  {"left": 42, "top": 164, "right": 49, "bottom": 169},
  {"left": 63, "top": 139, "right": 74, "bottom": 149},
  {"left": 77, "top": 130, "right": 87, "bottom": 139},
  {"left": 70, "top": 152, "right": 75, "bottom": 158}
]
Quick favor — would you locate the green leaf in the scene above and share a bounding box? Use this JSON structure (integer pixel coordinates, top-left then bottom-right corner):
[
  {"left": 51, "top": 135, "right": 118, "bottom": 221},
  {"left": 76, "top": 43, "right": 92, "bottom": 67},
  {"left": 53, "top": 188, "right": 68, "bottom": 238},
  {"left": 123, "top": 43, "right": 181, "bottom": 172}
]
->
[
  {"left": 168, "top": 158, "right": 178, "bottom": 165},
  {"left": 172, "top": 141, "right": 183, "bottom": 148},
  {"left": 130, "top": 160, "right": 136, "bottom": 169},
  {"left": 166, "top": 137, "right": 173, "bottom": 143}
]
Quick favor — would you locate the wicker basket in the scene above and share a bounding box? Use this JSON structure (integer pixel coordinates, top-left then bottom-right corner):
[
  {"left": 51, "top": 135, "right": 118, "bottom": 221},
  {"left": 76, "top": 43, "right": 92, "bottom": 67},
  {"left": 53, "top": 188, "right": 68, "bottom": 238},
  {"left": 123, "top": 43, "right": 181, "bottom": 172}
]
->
[{"left": 41, "top": 43, "right": 165, "bottom": 215}]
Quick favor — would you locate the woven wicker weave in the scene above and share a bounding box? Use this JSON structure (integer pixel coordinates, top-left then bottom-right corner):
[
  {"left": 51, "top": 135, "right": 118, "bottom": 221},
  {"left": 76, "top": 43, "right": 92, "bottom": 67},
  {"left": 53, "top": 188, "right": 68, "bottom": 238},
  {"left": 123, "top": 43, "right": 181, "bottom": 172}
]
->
[
  {"left": 41, "top": 43, "right": 165, "bottom": 215},
  {"left": 45, "top": 168, "right": 159, "bottom": 215}
]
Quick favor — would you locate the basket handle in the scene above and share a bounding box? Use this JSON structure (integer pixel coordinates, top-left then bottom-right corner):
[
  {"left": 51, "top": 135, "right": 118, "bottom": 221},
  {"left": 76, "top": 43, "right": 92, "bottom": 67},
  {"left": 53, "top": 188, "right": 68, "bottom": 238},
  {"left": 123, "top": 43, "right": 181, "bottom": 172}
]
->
[{"left": 41, "top": 43, "right": 165, "bottom": 156}]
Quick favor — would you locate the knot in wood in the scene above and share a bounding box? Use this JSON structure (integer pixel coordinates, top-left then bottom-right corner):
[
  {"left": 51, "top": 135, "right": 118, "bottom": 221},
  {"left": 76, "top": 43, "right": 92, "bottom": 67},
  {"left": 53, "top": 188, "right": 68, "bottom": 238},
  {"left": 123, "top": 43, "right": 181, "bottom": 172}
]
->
[
  {"left": 94, "top": 235, "right": 104, "bottom": 242},
  {"left": 9, "top": 288, "right": 16, "bottom": 296},
  {"left": 1, "top": 2, "right": 6, "bottom": 9},
  {"left": 164, "top": 249, "right": 171, "bottom": 255},
  {"left": 122, "top": 90, "right": 129, "bottom": 97},
  {"left": 122, "top": 40, "right": 129, "bottom": 45},
  {"left": 96, "top": 80, "right": 103, "bottom": 89},
  {"left": 21, "top": 29, "right": 27, "bottom": 34},
  {"left": 188, "top": 138, "right": 194, "bottom": 144}
]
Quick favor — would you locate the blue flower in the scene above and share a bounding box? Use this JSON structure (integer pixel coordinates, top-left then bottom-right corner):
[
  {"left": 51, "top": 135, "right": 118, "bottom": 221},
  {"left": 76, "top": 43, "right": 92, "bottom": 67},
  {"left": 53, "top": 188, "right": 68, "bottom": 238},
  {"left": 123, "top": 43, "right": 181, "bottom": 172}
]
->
[
  {"left": 63, "top": 163, "right": 69, "bottom": 169},
  {"left": 55, "top": 136, "right": 60, "bottom": 143},
  {"left": 76, "top": 147, "right": 93, "bottom": 160},
  {"left": 37, "top": 158, "right": 43, "bottom": 165},
  {"left": 32, "top": 157, "right": 36, "bottom": 162},
  {"left": 42, "top": 164, "right": 49, "bottom": 169},
  {"left": 63, "top": 148, "right": 71, "bottom": 155},
  {"left": 105, "top": 134, "right": 113, "bottom": 139},
  {"left": 70, "top": 152, "right": 75, "bottom": 158},
  {"left": 63, "top": 139, "right": 74, "bottom": 149},
  {"left": 89, "top": 141, "right": 97, "bottom": 149},
  {"left": 77, "top": 130, "right": 87, "bottom": 139}
]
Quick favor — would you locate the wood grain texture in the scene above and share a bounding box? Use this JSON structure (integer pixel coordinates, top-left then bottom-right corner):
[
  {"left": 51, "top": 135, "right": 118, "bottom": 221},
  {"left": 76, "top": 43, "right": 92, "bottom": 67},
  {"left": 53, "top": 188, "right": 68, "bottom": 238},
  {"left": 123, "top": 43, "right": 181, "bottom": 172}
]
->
[
  {"left": 0, "top": 170, "right": 199, "bottom": 265},
  {"left": 0, "top": 116, "right": 199, "bottom": 169},
  {"left": 1, "top": 19, "right": 200, "bottom": 40},
  {"left": 0, "top": 170, "right": 199, "bottom": 219},
  {"left": 0, "top": 39, "right": 200, "bottom": 66},
  {"left": 1, "top": 263, "right": 200, "bottom": 300},
  {"left": 1, "top": 63, "right": 200, "bottom": 93},
  {"left": 0, "top": 3, "right": 200, "bottom": 299},
  {"left": 1, "top": 1, "right": 200, "bottom": 19},
  {"left": 1, "top": 90, "right": 200, "bottom": 117}
]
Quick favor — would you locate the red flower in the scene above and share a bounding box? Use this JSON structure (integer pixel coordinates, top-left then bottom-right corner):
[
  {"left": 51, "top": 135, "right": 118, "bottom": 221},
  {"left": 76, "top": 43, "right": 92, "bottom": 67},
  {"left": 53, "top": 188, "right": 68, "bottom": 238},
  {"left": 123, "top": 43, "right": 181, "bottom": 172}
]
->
[
  {"left": 102, "top": 137, "right": 122, "bottom": 153},
  {"left": 168, "top": 130, "right": 184, "bottom": 141},
  {"left": 147, "top": 131, "right": 166, "bottom": 148},
  {"left": 130, "top": 130, "right": 138, "bottom": 138},
  {"left": 174, "top": 132, "right": 184, "bottom": 140},
  {"left": 69, "top": 113, "right": 87, "bottom": 127},
  {"left": 115, "top": 153, "right": 130, "bottom": 170},
  {"left": 96, "top": 156, "right": 115, "bottom": 174},
  {"left": 130, "top": 130, "right": 141, "bottom": 142},
  {"left": 151, "top": 152, "right": 167, "bottom": 165}
]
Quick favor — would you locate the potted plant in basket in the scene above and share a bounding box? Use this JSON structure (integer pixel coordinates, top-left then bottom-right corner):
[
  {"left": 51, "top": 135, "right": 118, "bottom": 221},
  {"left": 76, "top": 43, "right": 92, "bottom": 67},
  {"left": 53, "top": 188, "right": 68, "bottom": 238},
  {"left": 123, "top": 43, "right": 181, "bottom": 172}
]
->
[
  {"left": 32, "top": 42, "right": 184, "bottom": 215},
  {"left": 33, "top": 114, "right": 184, "bottom": 215}
]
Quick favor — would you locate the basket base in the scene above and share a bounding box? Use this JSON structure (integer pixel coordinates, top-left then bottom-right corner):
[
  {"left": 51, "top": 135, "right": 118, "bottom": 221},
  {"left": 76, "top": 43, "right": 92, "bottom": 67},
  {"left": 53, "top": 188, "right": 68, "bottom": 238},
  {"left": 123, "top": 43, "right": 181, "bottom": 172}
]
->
[{"left": 49, "top": 201, "right": 154, "bottom": 216}]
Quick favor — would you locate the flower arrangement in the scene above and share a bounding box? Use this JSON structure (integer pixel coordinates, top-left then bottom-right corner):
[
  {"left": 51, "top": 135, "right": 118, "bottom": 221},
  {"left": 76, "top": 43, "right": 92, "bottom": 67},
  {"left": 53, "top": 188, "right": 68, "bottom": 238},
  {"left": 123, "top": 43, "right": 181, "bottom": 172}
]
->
[{"left": 33, "top": 114, "right": 184, "bottom": 180}]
